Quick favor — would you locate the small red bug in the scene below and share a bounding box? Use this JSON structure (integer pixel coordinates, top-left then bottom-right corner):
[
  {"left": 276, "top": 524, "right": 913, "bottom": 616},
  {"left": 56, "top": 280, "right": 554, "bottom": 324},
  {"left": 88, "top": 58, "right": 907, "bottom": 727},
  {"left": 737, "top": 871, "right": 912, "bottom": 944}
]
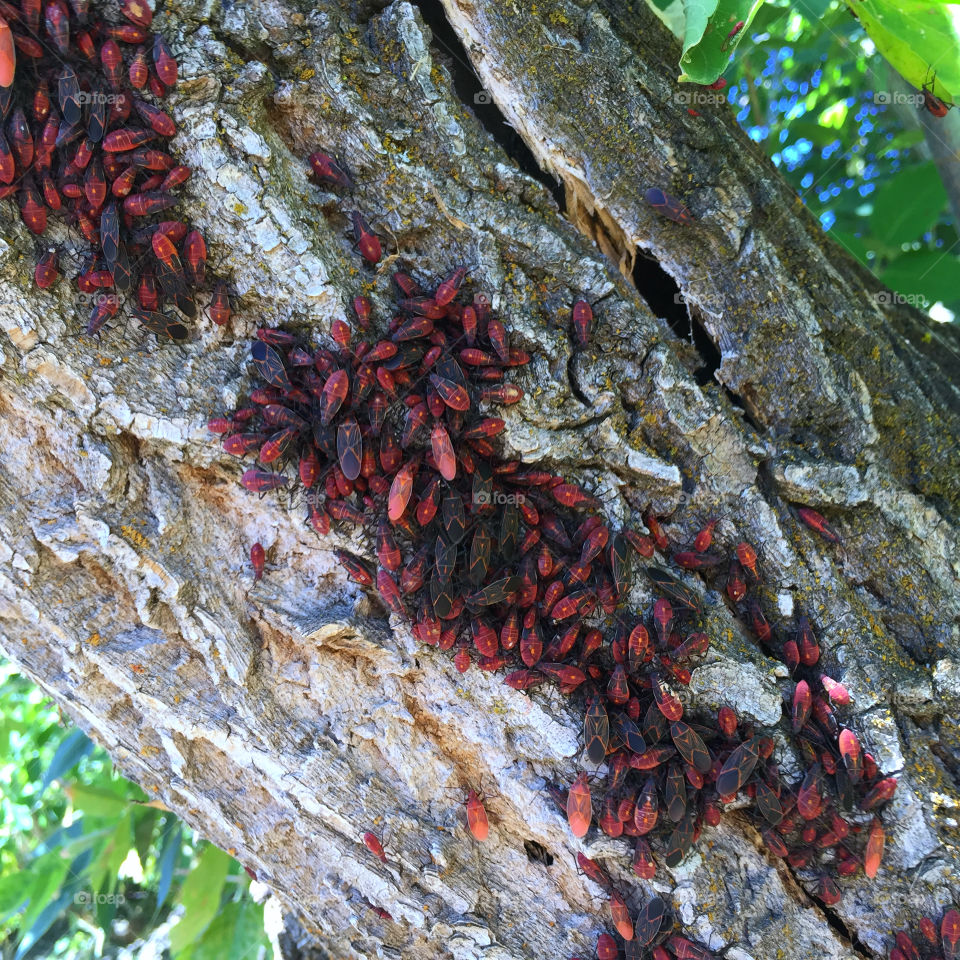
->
[
  {"left": 209, "top": 282, "right": 232, "bottom": 326},
  {"left": 351, "top": 211, "right": 381, "bottom": 265},
  {"left": 735, "top": 541, "right": 758, "bottom": 580},
  {"left": 609, "top": 890, "right": 633, "bottom": 940},
  {"left": 34, "top": 247, "right": 58, "bottom": 288},
  {"left": 129, "top": 47, "right": 149, "bottom": 88},
  {"left": 153, "top": 34, "right": 178, "bottom": 87},
  {"left": 943, "top": 909, "right": 960, "bottom": 960},
  {"left": 388, "top": 459, "right": 418, "bottom": 522},
  {"left": 820, "top": 674, "right": 851, "bottom": 706},
  {"left": 796, "top": 506, "right": 841, "bottom": 544},
  {"left": 462, "top": 788, "right": 490, "bottom": 841},
  {"left": 921, "top": 75, "right": 952, "bottom": 118},
  {"left": 250, "top": 542, "right": 265, "bottom": 581},
  {"left": 720, "top": 19, "right": 745, "bottom": 51},
  {"left": 633, "top": 837, "right": 655, "bottom": 879},
  {"left": 434, "top": 266, "right": 467, "bottom": 306},
  {"left": 0, "top": 16, "right": 14, "bottom": 88},
  {"left": 572, "top": 300, "right": 593, "bottom": 346},
  {"left": 692, "top": 517, "right": 718, "bottom": 552},
  {"left": 362, "top": 831, "right": 387, "bottom": 864},
  {"left": 644, "top": 188, "right": 693, "bottom": 224},
  {"left": 791, "top": 680, "right": 811, "bottom": 732},
  {"left": 431, "top": 422, "right": 456, "bottom": 481},
  {"left": 863, "top": 816, "right": 884, "bottom": 878},
  {"left": 596, "top": 933, "right": 618, "bottom": 960},
  {"left": 308, "top": 150, "right": 352, "bottom": 189},
  {"left": 566, "top": 771, "right": 592, "bottom": 838}
]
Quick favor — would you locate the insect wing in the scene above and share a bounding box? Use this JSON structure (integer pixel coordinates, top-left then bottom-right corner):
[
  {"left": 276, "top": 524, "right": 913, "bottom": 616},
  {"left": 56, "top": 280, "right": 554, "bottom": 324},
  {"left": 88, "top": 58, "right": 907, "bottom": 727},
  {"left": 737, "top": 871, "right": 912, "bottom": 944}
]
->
[
  {"left": 863, "top": 817, "right": 884, "bottom": 878},
  {"left": 336, "top": 414, "right": 362, "bottom": 480},
  {"left": 635, "top": 896, "right": 666, "bottom": 947},
  {"left": 669, "top": 721, "right": 712, "bottom": 774},
  {"left": 665, "top": 812, "right": 696, "bottom": 868},
  {"left": 615, "top": 713, "right": 647, "bottom": 754},
  {"left": 584, "top": 698, "right": 609, "bottom": 764},
  {"left": 251, "top": 340, "right": 292, "bottom": 391},
  {"left": 715, "top": 736, "right": 760, "bottom": 797},
  {"left": 441, "top": 492, "right": 466, "bottom": 544},
  {"left": 754, "top": 780, "right": 783, "bottom": 825},
  {"left": 135, "top": 310, "right": 188, "bottom": 342},
  {"left": 468, "top": 526, "right": 492, "bottom": 585}
]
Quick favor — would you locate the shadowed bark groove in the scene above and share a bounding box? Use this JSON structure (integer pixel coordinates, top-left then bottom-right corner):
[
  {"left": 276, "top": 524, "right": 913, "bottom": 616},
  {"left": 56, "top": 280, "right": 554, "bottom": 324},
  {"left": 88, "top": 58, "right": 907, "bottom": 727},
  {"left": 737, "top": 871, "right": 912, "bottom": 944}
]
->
[{"left": 0, "top": 1, "right": 958, "bottom": 959}]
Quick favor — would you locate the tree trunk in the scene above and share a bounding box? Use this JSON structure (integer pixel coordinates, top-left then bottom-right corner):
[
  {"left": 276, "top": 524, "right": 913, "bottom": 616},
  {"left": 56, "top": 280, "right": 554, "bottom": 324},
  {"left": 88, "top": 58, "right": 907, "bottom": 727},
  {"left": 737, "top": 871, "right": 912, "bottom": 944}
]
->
[{"left": 1, "top": 1, "right": 959, "bottom": 959}]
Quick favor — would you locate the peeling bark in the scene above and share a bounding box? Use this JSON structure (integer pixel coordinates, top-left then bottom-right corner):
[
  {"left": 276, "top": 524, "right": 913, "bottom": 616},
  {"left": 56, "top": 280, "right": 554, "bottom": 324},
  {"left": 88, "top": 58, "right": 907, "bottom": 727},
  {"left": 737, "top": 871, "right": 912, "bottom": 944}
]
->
[{"left": 0, "top": 1, "right": 958, "bottom": 959}]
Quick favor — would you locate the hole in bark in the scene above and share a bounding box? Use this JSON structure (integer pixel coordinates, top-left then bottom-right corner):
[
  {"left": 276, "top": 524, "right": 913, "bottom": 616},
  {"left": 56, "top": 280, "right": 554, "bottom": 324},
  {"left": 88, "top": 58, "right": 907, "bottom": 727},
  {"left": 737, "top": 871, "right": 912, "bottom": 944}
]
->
[
  {"left": 412, "top": 0, "right": 565, "bottom": 208},
  {"left": 723, "top": 386, "right": 766, "bottom": 435},
  {"left": 632, "top": 254, "right": 721, "bottom": 387},
  {"left": 523, "top": 839, "right": 554, "bottom": 865}
]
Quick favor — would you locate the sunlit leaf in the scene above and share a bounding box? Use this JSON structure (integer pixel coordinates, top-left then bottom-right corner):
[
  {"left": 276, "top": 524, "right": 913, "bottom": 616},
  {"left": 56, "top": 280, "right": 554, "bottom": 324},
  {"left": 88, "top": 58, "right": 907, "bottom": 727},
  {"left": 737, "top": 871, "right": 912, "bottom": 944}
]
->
[
  {"left": 851, "top": 0, "right": 960, "bottom": 105},
  {"left": 169, "top": 844, "right": 232, "bottom": 954},
  {"left": 669, "top": 0, "right": 767, "bottom": 84},
  {"left": 68, "top": 783, "right": 131, "bottom": 819},
  {"left": 870, "top": 162, "right": 948, "bottom": 245},
  {"left": 177, "top": 899, "right": 269, "bottom": 960},
  {"left": 880, "top": 249, "right": 960, "bottom": 305},
  {"left": 40, "top": 729, "right": 95, "bottom": 795}
]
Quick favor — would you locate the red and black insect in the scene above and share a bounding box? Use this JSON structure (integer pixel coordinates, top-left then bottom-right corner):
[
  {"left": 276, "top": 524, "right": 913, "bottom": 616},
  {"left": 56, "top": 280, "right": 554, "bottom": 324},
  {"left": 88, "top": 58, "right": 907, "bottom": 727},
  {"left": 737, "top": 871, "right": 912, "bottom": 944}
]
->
[
  {"left": 920, "top": 70, "right": 953, "bottom": 118},
  {"left": 351, "top": 211, "right": 382, "bottom": 265},
  {"left": 644, "top": 187, "right": 693, "bottom": 224},
  {"left": 308, "top": 150, "right": 352, "bottom": 189}
]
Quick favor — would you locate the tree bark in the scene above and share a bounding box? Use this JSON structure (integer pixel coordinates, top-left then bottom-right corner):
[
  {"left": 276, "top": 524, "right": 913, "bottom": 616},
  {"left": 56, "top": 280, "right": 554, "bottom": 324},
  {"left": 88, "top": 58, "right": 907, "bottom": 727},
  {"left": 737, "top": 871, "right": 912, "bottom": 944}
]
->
[{"left": 1, "top": 1, "right": 959, "bottom": 958}]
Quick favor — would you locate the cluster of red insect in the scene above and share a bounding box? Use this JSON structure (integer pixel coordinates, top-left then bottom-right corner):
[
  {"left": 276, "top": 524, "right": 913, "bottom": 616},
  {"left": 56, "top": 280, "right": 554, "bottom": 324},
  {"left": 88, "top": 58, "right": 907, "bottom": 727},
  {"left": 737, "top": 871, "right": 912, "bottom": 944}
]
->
[
  {"left": 654, "top": 512, "right": 898, "bottom": 902},
  {"left": 0, "top": 0, "right": 230, "bottom": 339},
  {"left": 574, "top": 890, "right": 713, "bottom": 960},
  {"left": 208, "top": 248, "right": 544, "bottom": 634},
  {"left": 886, "top": 908, "right": 960, "bottom": 960},
  {"left": 215, "top": 151, "right": 897, "bottom": 956}
]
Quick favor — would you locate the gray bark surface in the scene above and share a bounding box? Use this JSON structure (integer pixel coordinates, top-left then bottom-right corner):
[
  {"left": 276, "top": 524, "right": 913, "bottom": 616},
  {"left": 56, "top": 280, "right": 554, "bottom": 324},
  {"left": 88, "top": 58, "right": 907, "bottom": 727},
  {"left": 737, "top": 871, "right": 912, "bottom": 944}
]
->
[{"left": 1, "top": 1, "right": 959, "bottom": 958}]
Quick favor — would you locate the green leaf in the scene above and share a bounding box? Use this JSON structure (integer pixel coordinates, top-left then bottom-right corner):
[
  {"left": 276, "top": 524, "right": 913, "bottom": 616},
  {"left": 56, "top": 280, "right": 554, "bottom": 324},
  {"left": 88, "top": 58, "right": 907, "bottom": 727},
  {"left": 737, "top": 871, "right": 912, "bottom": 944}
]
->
[
  {"left": 105, "top": 812, "right": 133, "bottom": 892},
  {"left": 880, "top": 249, "right": 960, "bottom": 305},
  {"left": 155, "top": 822, "right": 182, "bottom": 910},
  {"left": 647, "top": 0, "right": 690, "bottom": 38},
  {"left": 68, "top": 783, "right": 131, "bottom": 819},
  {"left": 177, "top": 899, "right": 268, "bottom": 960},
  {"left": 133, "top": 808, "right": 160, "bottom": 868},
  {"left": 40, "top": 729, "right": 95, "bottom": 795},
  {"left": 87, "top": 812, "right": 132, "bottom": 898},
  {"left": 793, "top": 0, "right": 833, "bottom": 17},
  {"left": 169, "top": 844, "right": 232, "bottom": 955},
  {"left": 14, "top": 853, "right": 69, "bottom": 951},
  {"left": 0, "top": 871, "right": 32, "bottom": 916},
  {"left": 870, "top": 162, "right": 948, "bottom": 246},
  {"left": 15, "top": 890, "right": 75, "bottom": 960},
  {"left": 849, "top": 0, "right": 960, "bottom": 105},
  {"left": 678, "top": 0, "right": 769, "bottom": 84}
]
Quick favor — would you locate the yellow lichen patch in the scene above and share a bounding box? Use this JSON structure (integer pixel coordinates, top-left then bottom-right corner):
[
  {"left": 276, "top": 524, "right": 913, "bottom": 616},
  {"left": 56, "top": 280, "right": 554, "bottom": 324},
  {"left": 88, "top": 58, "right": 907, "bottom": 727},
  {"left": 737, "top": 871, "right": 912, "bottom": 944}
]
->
[
  {"left": 120, "top": 525, "right": 150, "bottom": 550},
  {"left": 86, "top": 632, "right": 102, "bottom": 646}
]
